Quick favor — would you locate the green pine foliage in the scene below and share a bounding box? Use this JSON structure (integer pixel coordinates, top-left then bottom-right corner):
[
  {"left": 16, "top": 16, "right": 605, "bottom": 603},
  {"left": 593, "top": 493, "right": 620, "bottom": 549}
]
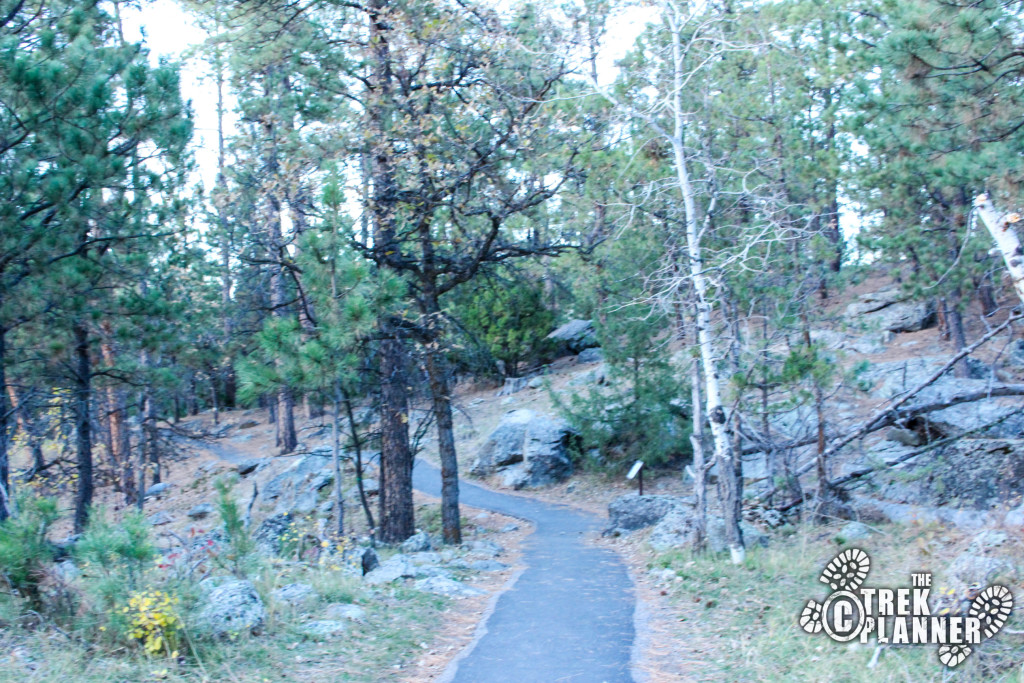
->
[
  {"left": 448, "top": 273, "right": 555, "bottom": 378},
  {"left": 0, "top": 496, "right": 59, "bottom": 604},
  {"left": 554, "top": 228, "right": 691, "bottom": 469}
]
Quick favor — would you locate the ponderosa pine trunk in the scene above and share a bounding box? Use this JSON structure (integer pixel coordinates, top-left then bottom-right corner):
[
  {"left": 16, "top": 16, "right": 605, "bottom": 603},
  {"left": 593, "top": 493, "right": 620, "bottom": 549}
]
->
[
  {"left": 369, "top": 0, "right": 414, "bottom": 544},
  {"left": 73, "top": 322, "right": 93, "bottom": 534},
  {"left": 378, "top": 335, "right": 414, "bottom": 543}
]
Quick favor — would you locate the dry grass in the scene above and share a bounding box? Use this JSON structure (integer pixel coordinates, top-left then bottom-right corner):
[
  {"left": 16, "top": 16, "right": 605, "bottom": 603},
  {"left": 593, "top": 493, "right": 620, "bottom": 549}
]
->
[{"left": 616, "top": 520, "right": 1024, "bottom": 682}]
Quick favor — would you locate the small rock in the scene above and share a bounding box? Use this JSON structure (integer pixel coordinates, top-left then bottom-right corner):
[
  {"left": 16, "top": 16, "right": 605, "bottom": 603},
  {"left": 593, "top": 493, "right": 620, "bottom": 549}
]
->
[
  {"left": 272, "top": 583, "right": 317, "bottom": 606},
  {"left": 300, "top": 620, "right": 348, "bottom": 638},
  {"left": 409, "top": 551, "right": 442, "bottom": 566},
  {"left": 234, "top": 459, "right": 266, "bottom": 476},
  {"left": 414, "top": 576, "right": 485, "bottom": 598},
  {"left": 144, "top": 482, "right": 171, "bottom": 498},
  {"left": 148, "top": 511, "right": 174, "bottom": 526},
  {"left": 498, "top": 523, "right": 519, "bottom": 533},
  {"left": 54, "top": 559, "right": 80, "bottom": 582},
  {"left": 324, "top": 603, "right": 365, "bottom": 622},
  {"left": 237, "top": 420, "right": 260, "bottom": 430},
  {"left": 473, "top": 512, "right": 491, "bottom": 522},
  {"left": 466, "top": 540, "right": 503, "bottom": 558},
  {"left": 401, "top": 531, "right": 433, "bottom": 553},
  {"left": 527, "top": 377, "right": 544, "bottom": 389},
  {"left": 187, "top": 503, "right": 215, "bottom": 520},
  {"left": 470, "top": 560, "right": 508, "bottom": 572},
  {"left": 837, "top": 521, "right": 873, "bottom": 542},
  {"left": 415, "top": 566, "right": 453, "bottom": 580},
  {"left": 363, "top": 554, "right": 416, "bottom": 585}
]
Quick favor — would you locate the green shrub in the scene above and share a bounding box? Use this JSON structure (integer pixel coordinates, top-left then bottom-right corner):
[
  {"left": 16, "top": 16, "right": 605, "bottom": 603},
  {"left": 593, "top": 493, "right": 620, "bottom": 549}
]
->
[{"left": 0, "top": 496, "right": 59, "bottom": 604}]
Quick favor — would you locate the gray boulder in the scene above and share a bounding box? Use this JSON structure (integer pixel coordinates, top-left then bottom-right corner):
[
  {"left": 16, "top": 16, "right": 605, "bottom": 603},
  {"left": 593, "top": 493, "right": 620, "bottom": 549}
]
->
[
  {"left": 300, "top": 620, "right": 348, "bottom": 639},
  {"left": 363, "top": 554, "right": 416, "bottom": 585},
  {"left": 909, "top": 380, "right": 1024, "bottom": 439},
  {"left": 272, "top": 583, "right": 317, "bottom": 606},
  {"left": 144, "top": 482, "right": 171, "bottom": 498},
  {"left": 606, "top": 494, "right": 690, "bottom": 534},
  {"left": 577, "top": 347, "right": 604, "bottom": 364},
  {"left": 342, "top": 546, "right": 380, "bottom": 575},
  {"left": 414, "top": 576, "right": 485, "bottom": 598},
  {"left": 496, "top": 377, "right": 530, "bottom": 397},
  {"left": 262, "top": 454, "right": 333, "bottom": 513},
  {"left": 187, "top": 502, "right": 215, "bottom": 520},
  {"left": 400, "top": 531, "right": 433, "bottom": 553},
  {"left": 253, "top": 513, "right": 296, "bottom": 556},
  {"left": 646, "top": 508, "right": 767, "bottom": 553},
  {"left": 466, "top": 540, "right": 503, "bottom": 558},
  {"left": 324, "top": 603, "right": 365, "bottom": 622},
  {"left": 547, "top": 319, "right": 598, "bottom": 355},
  {"left": 845, "top": 288, "right": 904, "bottom": 316},
  {"left": 845, "top": 289, "right": 936, "bottom": 333},
  {"left": 836, "top": 521, "right": 873, "bottom": 543},
  {"left": 471, "top": 409, "right": 575, "bottom": 489},
  {"left": 234, "top": 458, "right": 267, "bottom": 476},
  {"left": 196, "top": 580, "right": 266, "bottom": 638},
  {"left": 148, "top": 511, "right": 174, "bottom": 526}
]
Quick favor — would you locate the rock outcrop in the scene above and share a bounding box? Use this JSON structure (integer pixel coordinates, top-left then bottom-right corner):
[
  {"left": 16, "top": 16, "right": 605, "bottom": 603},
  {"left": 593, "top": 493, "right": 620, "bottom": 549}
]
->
[
  {"left": 547, "top": 319, "right": 598, "bottom": 355},
  {"left": 471, "top": 409, "right": 575, "bottom": 489}
]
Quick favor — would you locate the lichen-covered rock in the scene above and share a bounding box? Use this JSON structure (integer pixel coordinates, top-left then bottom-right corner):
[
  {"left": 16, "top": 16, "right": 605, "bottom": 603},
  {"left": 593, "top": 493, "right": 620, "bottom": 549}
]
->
[
  {"left": 606, "top": 495, "right": 689, "bottom": 535},
  {"left": 472, "top": 409, "right": 575, "bottom": 489},
  {"left": 414, "top": 576, "right": 485, "bottom": 598},
  {"left": 272, "top": 583, "right": 317, "bottom": 606},
  {"left": 253, "top": 513, "right": 296, "bottom": 556},
  {"left": 300, "top": 620, "right": 348, "bottom": 639},
  {"left": 324, "top": 603, "right": 365, "bottom": 622},
  {"left": 547, "top": 319, "right": 598, "bottom": 355},
  {"left": 400, "top": 531, "right": 433, "bottom": 553},
  {"left": 363, "top": 554, "right": 416, "bottom": 585},
  {"left": 196, "top": 580, "right": 265, "bottom": 638},
  {"left": 187, "top": 502, "right": 215, "bottom": 519}
]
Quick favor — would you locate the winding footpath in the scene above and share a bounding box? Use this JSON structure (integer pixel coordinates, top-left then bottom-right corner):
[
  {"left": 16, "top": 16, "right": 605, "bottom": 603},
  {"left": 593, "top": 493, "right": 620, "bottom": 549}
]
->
[{"left": 413, "top": 460, "right": 637, "bottom": 683}]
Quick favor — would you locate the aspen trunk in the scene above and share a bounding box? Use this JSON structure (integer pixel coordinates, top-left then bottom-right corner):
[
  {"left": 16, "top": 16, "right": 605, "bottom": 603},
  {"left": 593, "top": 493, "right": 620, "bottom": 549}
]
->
[
  {"left": 974, "top": 194, "right": 1024, "bottom": 307},
  {"left": 666, "top": 6, "right": 743, "bottom": 563}
]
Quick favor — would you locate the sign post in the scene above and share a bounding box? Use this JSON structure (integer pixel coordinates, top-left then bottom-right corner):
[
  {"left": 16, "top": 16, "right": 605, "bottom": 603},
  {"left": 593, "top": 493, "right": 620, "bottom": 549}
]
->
[{"left": 627, "top": 460, "right": 645, "bottom": 496}]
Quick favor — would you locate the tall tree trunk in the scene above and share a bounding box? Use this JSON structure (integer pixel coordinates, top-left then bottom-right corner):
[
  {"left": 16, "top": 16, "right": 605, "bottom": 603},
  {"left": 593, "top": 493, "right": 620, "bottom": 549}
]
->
[
  {"left": 369, "top": 0, "right": 414, "bottom": 544},
  {"left": 73, "top": 323, "right": 93, "bottom": 534},
  {"left": 424, "top": 345, "right": 460, "bottom": 545},
  {"left": 331, "top": 382, "right": 345, "bottom": 537},
  {"left": 378, "top": 336, "right": 413, "bottom": 543},
  {"left": 689, "top": 356, "right": 707, "bottom": 551},
  {"left": 0, "top": 327, "right": 11, "bottom": 521},
  {"left": 342, "top": 387, "right": 375, "bottom": 536},
  {"left": 667, "top": 7, "right": 743, "bottom": 563}
]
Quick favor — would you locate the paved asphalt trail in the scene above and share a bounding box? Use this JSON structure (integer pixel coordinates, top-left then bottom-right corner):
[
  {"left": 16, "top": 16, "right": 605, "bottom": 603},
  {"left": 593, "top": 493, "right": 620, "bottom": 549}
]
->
[{"left": 412, "top": 459, "right": 636, "bottom": 683}]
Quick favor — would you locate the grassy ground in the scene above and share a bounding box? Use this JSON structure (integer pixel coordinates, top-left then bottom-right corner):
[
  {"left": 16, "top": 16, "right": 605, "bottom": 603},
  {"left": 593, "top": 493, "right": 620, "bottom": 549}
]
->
[
  {"left": 646, "top": 522, "right": 1024, "bottom": 682},
  {"left": 0, "top": 569, "right": 449, "bottom": 683}
]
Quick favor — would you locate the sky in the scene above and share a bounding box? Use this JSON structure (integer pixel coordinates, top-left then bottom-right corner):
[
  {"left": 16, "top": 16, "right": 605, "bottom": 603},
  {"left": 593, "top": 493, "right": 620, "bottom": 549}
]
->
[{"left": 122, "top": 0, "right": 655, "bottom": 195}]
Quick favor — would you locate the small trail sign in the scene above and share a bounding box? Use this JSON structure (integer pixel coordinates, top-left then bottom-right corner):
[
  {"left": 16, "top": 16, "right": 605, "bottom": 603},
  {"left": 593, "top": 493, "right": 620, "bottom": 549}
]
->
[{"left": 627, "top": 460, "right": 645, "bottom": 495}]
